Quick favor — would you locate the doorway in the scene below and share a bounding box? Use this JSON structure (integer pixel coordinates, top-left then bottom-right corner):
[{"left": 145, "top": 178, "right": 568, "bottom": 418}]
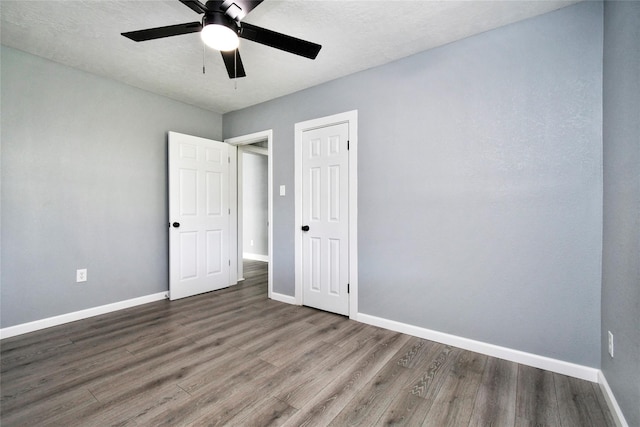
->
[
  {"left": 240, "top": 145, "right": 268, "bottom": 262},
  {"left": 225, "top": 130, "right": 273, "bottom": 298}
]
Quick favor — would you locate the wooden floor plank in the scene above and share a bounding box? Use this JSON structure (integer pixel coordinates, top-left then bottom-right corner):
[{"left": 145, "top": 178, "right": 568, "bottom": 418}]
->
[
  {"left": 50, "top": 383, "right": 191, "bottom": 427},
  {"left": 255, "top": 340, "right": 344, "bottom": 401},
  {"left": 323, "top": 319, "right": 369, "bottom": 347},
  {"left": 185, "top": 300, "right": 292, "bottom": 347},
  {"left": 275, "top": 326, "right": 400, "bottom": 410},
  {"left": 166, "top": 344, "right": 262, "bottom": 397},
  {"left": 189, "top": 339, "right": 343, "bottom": 426},
  {"left": 237, "top": 316, "right": 315, "bottom": 354},
  {"left": 256, "top": 322, "right": 338, "bottom": 367},
  {"left": 328, "top": 337, "right": 441, "bottom": 426},
  {"left": 421, "top": 350, "right": 488, "bottom": 427},
  {"left": 0, "top": 334, "right": 74, "bottom": 372},
  {"left": 280, "top": 332, "right": 411, "bottom": 427},
  {"left": 467, "top": 357, "right": 518, "bottom": 426},
  {"left": 0, "top": 260, "right": 616, "bottom": 427},
  {"left": 377, "top": 344, "right": 461, "bottom": 426},
  {"left": 225, "top": 396, "right": 298, "bottom": 427},
  {"left": 0, "top": 386, "right": 98, "bottom": 426},
  {"left": 148, "top": 359, "right": 276, "bottom": 426},
  {"left": 87, "top": 340, "right": 228, "bottom": 403},
  {"left": 515, "top": 364, "right": 561, "bottom": 426},
  {"left": 123, "top": 325, "right": 195, "bottom": 355},
  {"left": 0, "top": 346, "right": 135, "bottom": 415},
  {"left": 554, "top": 373, "right": 613, "bottom": 427}
]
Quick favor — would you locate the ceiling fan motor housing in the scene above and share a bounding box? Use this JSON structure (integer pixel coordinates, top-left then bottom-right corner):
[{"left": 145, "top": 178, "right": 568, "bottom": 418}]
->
[{"left": 203, "top": 11, "right": 238, "bottom": 33}]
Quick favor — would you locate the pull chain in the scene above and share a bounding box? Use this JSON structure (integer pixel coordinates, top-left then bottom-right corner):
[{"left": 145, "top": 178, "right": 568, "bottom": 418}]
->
[{"left": 202, "top": 43, "right": 206, "bottom": 74}]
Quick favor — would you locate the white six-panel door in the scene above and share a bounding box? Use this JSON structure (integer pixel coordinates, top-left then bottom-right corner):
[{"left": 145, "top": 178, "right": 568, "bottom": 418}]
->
[
  {"left": 168, "top": 132, "right": 230, "bottom": 300},
  {"left": 301, "top": 123, "right": 350, "bottom": 315}
]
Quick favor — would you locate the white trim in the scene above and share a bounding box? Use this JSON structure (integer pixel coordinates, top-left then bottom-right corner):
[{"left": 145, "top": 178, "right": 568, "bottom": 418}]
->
[
  {"left": 0, "top": 292, "right": 167, "bottom": 340},
  {"left": 225, "top": 129, "right": 273, "bottom": 300},
  {"left": 598, "top": 370, "right": 630, "bottom": 427},
  {"left": 241, "top": 145, "right": 268, "bottom": 156},
  {"left": 225, "top": 130, "right": 273, "bottom": 146},
  {"left": 270, "top": 292, "right": 297, "bottom": 305},
  {"left": 229, "top": 144, "right": 238, "bottom": 285},
  {"left": 243, "top": 253, "right": 269, "bottom": 262},
  {"left": 347, "top": 113, "right": 358, "bottom": 319},
  {"left": 234, "top": 146, "right": 244, "bottom": 282},
  {"left": 294, "top": 110, "right": 358, "bottom": 319},
  {"left": 356, "top": 312, "right": 600, "bottom": 382}
]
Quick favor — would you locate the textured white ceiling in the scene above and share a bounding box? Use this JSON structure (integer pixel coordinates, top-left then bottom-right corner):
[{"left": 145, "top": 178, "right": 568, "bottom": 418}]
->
[{"left": 1, "top": 0, "right": 580, "bottom": 114}]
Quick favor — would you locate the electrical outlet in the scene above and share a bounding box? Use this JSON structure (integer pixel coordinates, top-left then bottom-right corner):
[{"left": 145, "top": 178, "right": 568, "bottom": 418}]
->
[
  {"left": 76, "top": 269, "right": 87, "bottom": 283},
  {"left": 608, "top": 331, "right": 614, "bottom": 358}
]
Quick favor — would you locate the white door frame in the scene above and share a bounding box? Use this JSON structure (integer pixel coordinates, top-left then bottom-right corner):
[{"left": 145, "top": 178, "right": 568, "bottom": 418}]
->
[
  {"left": 295, "top": 111, "right": 358, "bottom": 319},
  {"left": 225, "top": 130, "right": 273, "bottom": 299},
  {"left": 237, "top": 145, "right": 268, "bottom": 266}
]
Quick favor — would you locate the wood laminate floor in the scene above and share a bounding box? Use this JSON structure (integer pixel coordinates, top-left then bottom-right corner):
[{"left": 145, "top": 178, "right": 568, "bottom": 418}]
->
[{"left": 1, "top": 260, "right": 615, "bottom": 426}]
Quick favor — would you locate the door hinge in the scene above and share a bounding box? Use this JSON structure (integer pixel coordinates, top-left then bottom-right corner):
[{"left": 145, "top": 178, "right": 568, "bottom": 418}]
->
[
  {"left": 347, "top": 140, "right": 350, "bottom": 150},
  {"left": 347, "top": 283, "right": 350, "bottom": 294},
  {"left": 229, "top": 260, "right": 231, "bottom": 266},
  {"left": 229, "top": 208, "right": 231, "bottom": 215},
  {"left": 228, "top": 156, "right": 230, "bottom": 163}
]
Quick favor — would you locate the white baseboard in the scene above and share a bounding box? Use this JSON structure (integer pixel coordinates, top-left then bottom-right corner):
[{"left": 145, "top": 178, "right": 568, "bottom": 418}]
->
[
  {"left": 356, "top": 312, "right": 600, "bottom": 382},
  {"left": 270, "top": 291, "right": 297, "bottom": 305},
  {"left": 1, "top": 290, "right": 608, "bottom": 392},
  {"left": 0, "top": 292, "right": 168, "bottom": 340},
  {"left": 598, "top": 370, "right": 630, "bottom": 427},
  {"left": 243, "top": 253, "right": 269, "bottom": 262}
]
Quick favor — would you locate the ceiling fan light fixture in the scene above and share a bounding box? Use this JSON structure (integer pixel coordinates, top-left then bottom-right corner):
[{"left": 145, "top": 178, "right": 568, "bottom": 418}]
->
[{"left": 201, "top": 13, "right": 239, "bottom": 51}]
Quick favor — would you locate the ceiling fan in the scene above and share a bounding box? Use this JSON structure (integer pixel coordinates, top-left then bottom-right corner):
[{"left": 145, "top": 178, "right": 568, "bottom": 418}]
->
[{"left": 121, "top": 0, "right": 322, "bottom": 79}]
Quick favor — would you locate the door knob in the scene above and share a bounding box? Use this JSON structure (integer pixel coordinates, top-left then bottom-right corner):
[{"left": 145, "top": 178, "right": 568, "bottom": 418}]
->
[
  {"left": 301, "top": 225, "right": 310, "bottom": 232},
  {"left": 172, "top": 222, "right": 180, "bottom": 228}
]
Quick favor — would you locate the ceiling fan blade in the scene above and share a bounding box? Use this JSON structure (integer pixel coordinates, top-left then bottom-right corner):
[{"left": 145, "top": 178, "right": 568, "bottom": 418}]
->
[
  {"left": 122, "top": 22, "right": 202, "bottom": 42},
  {"left": 221, "top": 0, "right": 264, "bottom": 20},
  {"left": 179, "top": 0, "right": 208, "bottom": 14},
  {"left": 220, "top": 49, "right": 247, "bottom": 79},
  {"left": 239, "top": 22, "right": 321, "bottom": 59}
]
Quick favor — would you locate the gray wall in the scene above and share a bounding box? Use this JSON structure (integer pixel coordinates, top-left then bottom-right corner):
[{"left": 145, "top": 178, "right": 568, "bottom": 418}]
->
[
  {"left": 242, "top": 151, "right": 268, "bottom": 257},
  {"left": 1, "top": 46, "right": 222, "bottom": 328},
  {"left": 224, "top": 2, "right": 603, "bottom": 367},
  {"left": 602, "top": 1, "right": 640, "bottom": 426}
]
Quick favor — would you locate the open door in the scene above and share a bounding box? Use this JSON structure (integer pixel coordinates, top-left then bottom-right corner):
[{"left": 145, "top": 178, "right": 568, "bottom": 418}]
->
[{"left": 168, "top": 131, "right": 231, "bottom": 300}]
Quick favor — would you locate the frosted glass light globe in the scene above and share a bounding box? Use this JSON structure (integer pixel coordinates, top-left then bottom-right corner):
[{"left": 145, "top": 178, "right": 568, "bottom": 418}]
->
[{"left": 201, "top": 24, "right": 239, "bottom": 51}]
